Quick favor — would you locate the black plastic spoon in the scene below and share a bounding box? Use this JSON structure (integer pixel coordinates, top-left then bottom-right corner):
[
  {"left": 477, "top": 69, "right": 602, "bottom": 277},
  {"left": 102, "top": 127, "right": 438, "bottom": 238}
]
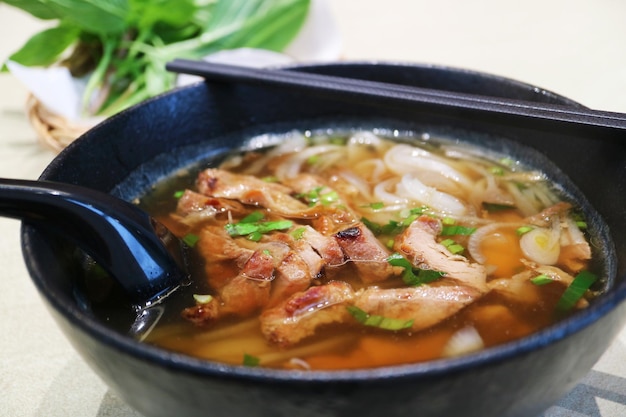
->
[{"left": 0, "top": 178, "right": 189, "bottom": 311}]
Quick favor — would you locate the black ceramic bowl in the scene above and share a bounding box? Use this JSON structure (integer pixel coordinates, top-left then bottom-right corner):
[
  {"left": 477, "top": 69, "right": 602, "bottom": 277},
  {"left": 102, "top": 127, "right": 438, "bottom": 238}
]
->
[{"left": 21, "top": 62, "right": 626, "bottom": 417}]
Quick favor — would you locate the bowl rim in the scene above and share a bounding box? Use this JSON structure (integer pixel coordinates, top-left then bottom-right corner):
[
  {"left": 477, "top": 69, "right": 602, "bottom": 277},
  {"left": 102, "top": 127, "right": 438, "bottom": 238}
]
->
[{"left": 23, "top": 60, "right": 626, "bottom": 383}]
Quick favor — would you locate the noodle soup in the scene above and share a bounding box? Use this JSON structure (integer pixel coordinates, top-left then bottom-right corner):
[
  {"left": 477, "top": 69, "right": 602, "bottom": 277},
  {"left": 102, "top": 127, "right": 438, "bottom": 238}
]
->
[{"left": 137, "top": 129, "right": 603, "bottom": 370}]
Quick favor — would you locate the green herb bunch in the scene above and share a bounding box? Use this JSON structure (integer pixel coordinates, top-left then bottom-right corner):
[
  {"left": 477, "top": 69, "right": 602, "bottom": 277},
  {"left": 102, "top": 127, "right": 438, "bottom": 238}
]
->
[{"left": 2, "top": 0, "right": 310, "bottom": 116}]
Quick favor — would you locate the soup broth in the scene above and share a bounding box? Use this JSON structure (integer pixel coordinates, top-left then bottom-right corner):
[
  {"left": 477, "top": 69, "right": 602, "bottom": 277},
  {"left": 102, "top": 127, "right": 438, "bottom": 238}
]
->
[{"left": 137, "top": 129, "right": 603, "bottom": 370}]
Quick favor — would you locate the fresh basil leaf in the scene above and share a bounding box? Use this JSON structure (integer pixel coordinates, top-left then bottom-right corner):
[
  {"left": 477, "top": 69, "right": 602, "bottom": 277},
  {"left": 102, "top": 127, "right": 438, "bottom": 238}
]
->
[
  {"left": 2, "top": 0, "right": 60, "bottom": 19},
  {"left": 8, "top": 25, "right": 80, "bottom": 67},
  {"left": 47, "top": 0, "right": 130, "bottom": 35},
  {"left": 129, "top": 0, "right": 198, "bottom": 30},
  {"left": 208, "top": 0, "right": 310, "bottom": 52},
  {"left": 161, "top": 0, "right": 310, "bottom": 58}
]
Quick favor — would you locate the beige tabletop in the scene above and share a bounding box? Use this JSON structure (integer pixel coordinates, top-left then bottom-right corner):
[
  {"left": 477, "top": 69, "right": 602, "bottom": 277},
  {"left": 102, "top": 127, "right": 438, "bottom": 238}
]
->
[{"left": 1, "top": 1, "right": 626, "bottom": 416}]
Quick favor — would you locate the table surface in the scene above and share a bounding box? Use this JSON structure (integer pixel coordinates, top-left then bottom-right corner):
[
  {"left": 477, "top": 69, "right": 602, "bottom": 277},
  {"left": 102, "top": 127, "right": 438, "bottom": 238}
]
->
[{"left": 2, "top": 1, "right": 626, "bottom": 416}]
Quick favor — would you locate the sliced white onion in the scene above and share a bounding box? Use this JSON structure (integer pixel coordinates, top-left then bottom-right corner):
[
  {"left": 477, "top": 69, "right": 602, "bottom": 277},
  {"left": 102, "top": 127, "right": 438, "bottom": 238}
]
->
[
  {"left": 442, "top": 326, "right": 485, "bottom": 357},
  {"left": 468, "top": 223, "right": 499, "bottom": 264},
  {"left": 467, "top": 222, "right": 520, "bottom": 264},
  {"left": 519, "top": 226, "right": 560, "bottom": 265},
  {"left": 354, "top": 159, "right": 387, "bottom": 183},
  {"left": 241, "top": 132, "right": 308, "bottom": 174},
  {"left": 397, "top": 174, "right": 467, "bottom": 216}
]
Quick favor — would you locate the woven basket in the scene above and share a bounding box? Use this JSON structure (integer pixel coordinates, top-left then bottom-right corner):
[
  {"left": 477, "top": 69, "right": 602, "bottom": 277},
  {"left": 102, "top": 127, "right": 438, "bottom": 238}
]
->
[{"left": 26, "top": 93, "right": 93, "bottom": 152}]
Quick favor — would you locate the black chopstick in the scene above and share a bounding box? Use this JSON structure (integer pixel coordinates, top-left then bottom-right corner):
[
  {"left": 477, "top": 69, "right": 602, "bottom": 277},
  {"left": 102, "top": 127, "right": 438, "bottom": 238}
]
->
[{"left": 166, "top": 58, "right": 626, "bottom": 132}]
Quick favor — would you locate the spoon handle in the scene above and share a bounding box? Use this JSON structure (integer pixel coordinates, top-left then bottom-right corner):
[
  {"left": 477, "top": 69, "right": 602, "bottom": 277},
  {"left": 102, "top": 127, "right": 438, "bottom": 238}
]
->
[{"left": 0, "top": 178, "right": 186, "bottom": 304}]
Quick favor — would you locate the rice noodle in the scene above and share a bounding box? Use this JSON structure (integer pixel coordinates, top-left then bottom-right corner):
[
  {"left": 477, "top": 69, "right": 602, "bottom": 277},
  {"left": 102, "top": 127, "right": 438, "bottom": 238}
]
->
[
  {"left": 373, "top": 178, "right": 409, "bottom": 205},
  {"left": 193, "top": 318, "right": 260, "bottom": 342},
  {"left": 337, "top": 170, "right": 373, "bottom": 201},
  {"left": 505, "top": 182, "right": 541, "bottom": 217},
  {"left": 274, "top": 144, "right": 343, "bottom": 180},
  {"left": 384, "top": 144, "right": 473, "bottom": 189},
  {"left": 397, "top": 173, "right": 467, "bottom": 215},
  {"left": 354, "top": 159, "right": 387, "bottom": 183},
  {"left": 258, "top": 334, "right": 354, "bottom": 366},
  {"left": 242, "top": 131, "right": 308, "bottom": 174}
]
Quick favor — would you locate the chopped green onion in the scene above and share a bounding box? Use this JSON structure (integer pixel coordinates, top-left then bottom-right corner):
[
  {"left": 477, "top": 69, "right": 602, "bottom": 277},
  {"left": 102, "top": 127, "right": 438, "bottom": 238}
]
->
[
  {"left": 362, "top": 201, "right": 385, "bottom": 210},
  {"left": 193, "top": 294, "right": 213, "bottom": 304},
  {"left": 361, "top": 217, "right": 382, "bottom": 235},
  {"left": 328, "top": 136, "right": 347, "bottom": 145},
  {"left": 516, "top": 225, "right": 534, "bottom": 236},
  {"left": 346, "top": 306, "right": 414, "bottom": 331},
  {"left": 242, "top": 353, "right": 260, "bottom": 367},
  {"left": 409, "top": 206, "right": 429, "bottom": 216},
  {"left": 576, "top": 221, "right": 588, "bottom": 230},
  {"left": 296, "top": 186, "right": 339, "bottom": 207},
  {"left": 247, "top": 231, "right": 263, "bottom": 241},
  {"left": 415, "top": 269, "right": 447, "bottom": 284},
  {"left": 440, "top": 238, "right": 465, "bottom": 255},
  {"left": 173, "top": 190, "right": 185, "bottom": 199},
  {"left": 382, "top": 220, "right": 406, "bottom": 235},
  {"left": 320, "top": 190, "right": 339, "bottom": 205},
  {"left": 556, "top": 270, "right": 598, "bottom": 312},
  {"left": 262, "top": 176, "right": 279, "bottom": 183},
  {"left": 182, "top": 233, "right": 199, "bottom": 247},
  {"left": 362, "top": 207, "right": 429, "bottom": 237},
  {"left": 387, "top": 252, "right": 445, "bottom": 286},
  {"left": 441, "top": 225, "right": 477, "bottom": 236},
  {"left": 489, "top": 166, "right": 505, "bottom": 176},
  {"left": 225, "top": 218, "right": 293, "bottom": 238},
  {"left": 514, "top": 182, "right": 528, "bottom": 191},
  {"left": 291, "top": 227, "right": 306, "bottom": 240},
  {"left": 306, "top": 155, "right": 320, "bottom": 165},
  {"left": 442, "top": 217, "right": 456, "bottom": 226},
  {"left": 499, "top": 157, "right": 516, "bottom": 167},
  {"left": 482, "top": 202, "right": 516, "bottom": 212},
  {"left": 530, "top": 274, "right": 553, "bottom": 286},
  {"left": 240, "top": 211, "right": 265, "bottom": 223}
]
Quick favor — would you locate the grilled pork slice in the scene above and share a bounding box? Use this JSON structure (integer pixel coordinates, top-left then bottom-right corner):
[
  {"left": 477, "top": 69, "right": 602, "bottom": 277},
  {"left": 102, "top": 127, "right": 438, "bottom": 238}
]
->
[
  {"left": 260, "top": 282, "right": 481, "bottom": 347},
  {"left": 196, "top": 168, "right": 309, "bottom": 215},
  {"left": 186, "top": 233, "right": 323, "bottom": 324},
  {"left": 394, "top": 215, "right": 488, "bottom": 293},
  {"left": 354, "top": 285, "right": 481, "bottom": 332},
  {"left": 298, "top": 225, "right": 345, "bottom": 266},
  {"left": 260, "top": 281, "right": 356, "bottom": 347},
  {"left": 176, "top": 190, "right": 248, "bottom": 222},
  {"left": 334, "top": 223, "right": 397, "bottom": 283},
  {"left": 488, "top": 259, "right": 587, "bottom": 306}
]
